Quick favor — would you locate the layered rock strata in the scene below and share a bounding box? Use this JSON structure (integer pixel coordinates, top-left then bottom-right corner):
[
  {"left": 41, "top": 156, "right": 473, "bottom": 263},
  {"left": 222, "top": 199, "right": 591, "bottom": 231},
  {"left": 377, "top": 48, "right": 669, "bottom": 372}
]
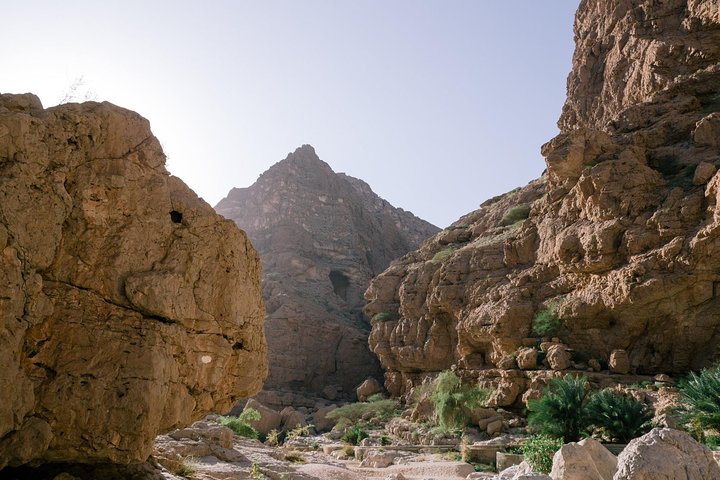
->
[
  {"left": 216, "top": 145, "right": 438, "bottom": 396},
  {"left": 366, "top": 0, "right": 720, "bottom": 399},
  {"left": 0, "top": 94, "right": 266, "bottom": 468}
]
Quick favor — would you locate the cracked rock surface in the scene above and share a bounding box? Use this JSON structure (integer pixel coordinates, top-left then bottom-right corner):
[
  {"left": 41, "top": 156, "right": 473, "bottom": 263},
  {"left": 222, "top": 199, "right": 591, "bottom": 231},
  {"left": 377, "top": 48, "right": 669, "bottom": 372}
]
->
[{"left": 0, "top": 94, "right": 267, "bottom": 468}]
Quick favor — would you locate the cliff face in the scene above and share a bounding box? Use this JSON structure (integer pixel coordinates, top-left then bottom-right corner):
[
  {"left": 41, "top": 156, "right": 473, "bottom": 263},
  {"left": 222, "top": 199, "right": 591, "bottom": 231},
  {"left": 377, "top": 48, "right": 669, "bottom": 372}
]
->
[
  {"left": 216, "top": 145, "right": 439, "bottom": 397},
  {"left": 0, "top": 94, "right": 266, "bottom": 468},
  {"left": 366, "top": 0, "right": 720, "bottom": 400}
]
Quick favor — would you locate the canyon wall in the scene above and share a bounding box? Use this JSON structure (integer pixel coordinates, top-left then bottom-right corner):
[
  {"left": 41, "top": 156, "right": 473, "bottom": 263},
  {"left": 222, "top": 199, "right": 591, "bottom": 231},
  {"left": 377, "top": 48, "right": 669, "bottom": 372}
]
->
[
  {"left": 365, "top": 0, "right": 720, "bottom": 400},
  {"left": 0, "top": 94, "right": 266, "bottom": 468}
]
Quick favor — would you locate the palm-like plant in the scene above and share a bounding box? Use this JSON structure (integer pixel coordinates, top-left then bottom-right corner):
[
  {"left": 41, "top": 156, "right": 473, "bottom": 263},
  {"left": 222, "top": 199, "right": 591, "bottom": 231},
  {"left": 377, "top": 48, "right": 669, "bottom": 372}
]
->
[
  {"left": 528, "top": 375, "right": 590, "bottom": 442},
  {"left": 677, "top": 366, "right": 720, "bottom": 435},
  {"left": 431, "top": 370, "right": 489, "bottom": 432},
  {"left": 586, "top": 389, "right": 653, "bottom": 443}
]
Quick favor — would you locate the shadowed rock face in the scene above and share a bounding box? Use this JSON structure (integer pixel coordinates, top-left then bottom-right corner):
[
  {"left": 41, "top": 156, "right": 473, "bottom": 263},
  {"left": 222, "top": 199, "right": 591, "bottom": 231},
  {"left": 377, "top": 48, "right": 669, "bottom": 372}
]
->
[
  {"left": 0, "top": 94, "right": 267, "bottom": 468},
  {"left": 215, "top": 145, "right": 439, "bottom": 396},
  {"left": 366, "top": 0, "right": 720, "bottom": 399}
]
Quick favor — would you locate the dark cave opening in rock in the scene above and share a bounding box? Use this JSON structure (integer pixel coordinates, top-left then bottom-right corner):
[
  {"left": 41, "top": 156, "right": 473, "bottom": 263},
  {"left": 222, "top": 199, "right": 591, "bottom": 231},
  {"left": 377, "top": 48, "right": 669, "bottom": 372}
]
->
[{"left": 328, "top": 270, "right": 349, "bottom": 301}]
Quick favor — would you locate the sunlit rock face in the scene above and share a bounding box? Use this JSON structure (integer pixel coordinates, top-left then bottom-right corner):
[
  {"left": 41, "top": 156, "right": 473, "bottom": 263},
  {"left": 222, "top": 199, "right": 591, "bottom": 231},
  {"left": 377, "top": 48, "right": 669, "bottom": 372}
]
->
[
  {"left": 366, "top": 0, "right": 720, "bottom": 400},
  {"left": 0, "top": 94, "right": 266, "bottom": 468},
  {"left": 216, "top": 145, "right": 439, "bottom": 399}
]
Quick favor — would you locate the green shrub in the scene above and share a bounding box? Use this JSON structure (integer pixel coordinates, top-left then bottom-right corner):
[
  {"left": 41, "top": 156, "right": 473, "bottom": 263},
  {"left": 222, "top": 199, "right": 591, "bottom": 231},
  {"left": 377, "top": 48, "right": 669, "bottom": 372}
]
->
[
  {"left": 528, "top": 375, "right": 590, "bottom": 442},
  {"left": 677, "top": 366, "right": 720, "bottom": 435},
  {"left": 286, "top": 424, "right": 313, "bottom": 441},
  {"left": 431, "top": 246, "right": 456, "bottom": 264},
  {"left": 501, "top": 204, "right": 531, "bottom": 226},
  {"left": 705, "top": 434, "right": 720, "bottom": 450},
  {"left": 175, "top": 455, "right": 197, "bottom": 478},
  {"left": 283, "top": 450, "right": 307, "bottom": 463},
  {"left": 326, "top": 399, "right": 400, "bottom": 424},
  {"left": 531, "top": 305, "right": 562, "bottom": 337},
  {"left": 341, "top": 424, "right": 369, "bottom": 445},
  {"left": 586, "top": 389, "right": 653, "bottom": 443},
  {"left": 367, "top": 392, "right": 386, "bottom": 402},
  {"left": 221, "top": 408, "right": 261, "bottom": 439},
  {"left": 430, "top": 370, "right": 490, "bottom": 432},
  {"left": 522, "top": 434, "right": 563, "bottom": 474},
  {"left": 371, "top": 312, "right": 393, "bottom": 323}
]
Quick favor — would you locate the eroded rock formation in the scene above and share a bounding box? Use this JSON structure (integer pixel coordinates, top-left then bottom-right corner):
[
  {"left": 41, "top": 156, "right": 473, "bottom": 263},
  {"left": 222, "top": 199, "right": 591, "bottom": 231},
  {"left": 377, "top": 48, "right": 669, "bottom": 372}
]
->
[
  {"left": 366, "top": 0, "right": 720, "bottom": 399},
  {"left": 216, "top": 145, "right": 438, "bottom": 398},
  {"left": 0, "top": 94, "right": 266, "bottom": 468}
]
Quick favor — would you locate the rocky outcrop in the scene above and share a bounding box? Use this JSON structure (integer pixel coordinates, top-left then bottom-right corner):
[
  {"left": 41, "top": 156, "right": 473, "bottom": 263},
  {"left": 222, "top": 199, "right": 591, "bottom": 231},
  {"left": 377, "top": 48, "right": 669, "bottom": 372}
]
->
[
  {"left": 0, "top": 94, "right": 266, "bottom": 468},
  {"left": 366, "top": 0, "right": 720, "bottom": 399},
  {"left": 614, "top": 428, "right": 720, "bottom": 480},
  {"left": 216, "top": 145, "right": 438, "bottom": 397}
]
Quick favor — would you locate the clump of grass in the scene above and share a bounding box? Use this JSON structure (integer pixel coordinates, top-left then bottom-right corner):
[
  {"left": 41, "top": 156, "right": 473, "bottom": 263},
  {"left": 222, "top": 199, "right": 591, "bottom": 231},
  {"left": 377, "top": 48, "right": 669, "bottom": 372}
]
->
[
  {"left": 250, "top": 463, "right": 266, "bottom": 480},
  {"left": 221, "top": 408, "right": 261, "bottom": 439},
  {"left": 286, "top": 424, "right": 313, "bottom": 441},
  {"left": 521, "top": 434, "right": 563, "bottom": 474},
  {"left": 175, "top": 456, "right": 197, "bottom": 478},
  {"left": 431, "top": 246, "right": 456, "bottom": 264},
  {"left": 283, "top": 450, "right": 307, "bottom": 463},
  {"left": 501, "top": 204, "right": 531, "bottom": 226}
]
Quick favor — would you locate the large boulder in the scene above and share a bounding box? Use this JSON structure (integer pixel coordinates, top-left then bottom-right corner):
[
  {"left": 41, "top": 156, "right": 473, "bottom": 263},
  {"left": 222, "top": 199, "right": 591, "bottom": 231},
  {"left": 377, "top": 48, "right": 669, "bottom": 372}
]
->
[
  {"left": 244, "top": 399, "right": 282, "bottom": 435},
  {"left": 614, "top": 428, "right": 720, "bottom": 480},
  {"left": 550, "top": 437, "right": 616, "bottom": 480},
  {"left": 0, "top": 94, "right": 267, "bottom": 468}
]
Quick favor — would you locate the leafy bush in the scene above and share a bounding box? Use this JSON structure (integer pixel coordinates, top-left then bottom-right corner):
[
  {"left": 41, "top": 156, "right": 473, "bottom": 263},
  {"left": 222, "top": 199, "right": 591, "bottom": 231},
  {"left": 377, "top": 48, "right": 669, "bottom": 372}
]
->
[
  {"left": 221, "top": 408, "right": 261, "bottom": 439},
  {"left": 705, "top": 434, "right": 720, "bottom": 450},
  {"left": 371, "top": 312, "right": 393, "bottom": 323},
  {"left": 531, "top": 304, "right": 562, "bottom": 337},
  {"left": 528, "top": 375, "right": 590, "bottom": 442},
  {"left": 586, "top": 389, "right": 653, "bottom": 443},
  {"left": 431, "top": 246, "right": 456, "bottom": 264},
  {"left": 326, "top": 399, "right": 400, "bottom": 424},
  {"left": 265, "top": 429, "right": 281, "bottom": 446},
  {"left": 430, "top": 370, "right": 490, "bottom": 432},
  {"left": 286, "top": 424, "right": 313, "bottom": 441},
  {"left": 522, "top": 434, "right": 563, "bottom": 474},
  {"left": 341, "top": 424, "right": 369, "bottom": 445},
  {"left": 501, "top": 204, "right": 531, "bottom": 226},
  {"left": 677, "top": 366, "right": 720, "bottom": 435}
]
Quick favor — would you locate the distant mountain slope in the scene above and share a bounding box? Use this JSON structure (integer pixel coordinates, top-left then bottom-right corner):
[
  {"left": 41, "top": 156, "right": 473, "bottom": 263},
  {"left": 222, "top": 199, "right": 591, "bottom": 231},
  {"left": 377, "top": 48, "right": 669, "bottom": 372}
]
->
[{"left": 216, "top": 145, "right": 439, "bottom": 397}]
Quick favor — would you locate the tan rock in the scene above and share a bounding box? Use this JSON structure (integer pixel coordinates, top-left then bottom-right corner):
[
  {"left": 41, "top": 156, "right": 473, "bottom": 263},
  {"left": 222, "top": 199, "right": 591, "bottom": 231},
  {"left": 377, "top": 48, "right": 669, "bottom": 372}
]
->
[
  {"left": 692, "top": 162, "right": 717, "bottom": 185},
  {"left": 486, "top": 419, "right": 504, "bottom": 436},
  {"left": 517, "top": 347, "right": 539, "bottom": 370},
  {"left": 478, "top": 415, "right": 503, "bottom": 431},
  {"left": 245, "top": 399, "right": 282, "bottom": 435},
  {"left": 312, "top": 405, "right": 338, "bottom": 432},
  {"left": 356, "top": 377, "right": 383, "bottom": 401},
  {"left": 547, "top": 344, "right": 572, "bottom": 371},
  {"left": 359, "top": 449, "right": 400, "bottom": 468},
  {"left": 615, "top": 428, "right": 720, "bottom": 480},
  {"left": 609, "top": 350, "right": 630, "bottom": 374},
  {"left": 693, "top": 113, "right": 720, "bottom": 149},
  {"left": 550, "top": 437, "right": 617, "bottom": 480},
  {"left": 0, "top": 95, "right": 266, "bottom": 468},
  {"left": 280, "top": 407, "right": 306, "bottom": 430}
]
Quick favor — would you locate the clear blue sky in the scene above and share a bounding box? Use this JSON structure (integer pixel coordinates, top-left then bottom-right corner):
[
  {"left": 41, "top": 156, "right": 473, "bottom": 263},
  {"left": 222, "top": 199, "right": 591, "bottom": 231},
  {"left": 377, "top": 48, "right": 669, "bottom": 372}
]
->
[{"left": 2, "top": 1, "right": 578, "bottom": 228}]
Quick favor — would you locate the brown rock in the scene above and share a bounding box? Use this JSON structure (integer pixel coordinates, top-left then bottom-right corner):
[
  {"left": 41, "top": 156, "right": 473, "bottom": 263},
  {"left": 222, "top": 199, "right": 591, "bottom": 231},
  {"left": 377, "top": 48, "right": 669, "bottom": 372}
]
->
[
  {"left": 245, "top": 399, "right": 282, "bottom": 435},
  {"left": 215, "top": 145, "right": 438, "bottom": 397},
  {"left": 312, "top": 405, "right": 338, "bottom": 432},
  {"left": 486, "top": 419, "right": 504, "bottom": 436},
  {"left": 547, "top": 344, "right": 572, "bottom": 371},
  {"left": 280, "top": 407, "right": 306, "bottom": 430},
  {"left": 694, "top": 113, "right": 720, "bottom": 149},
  {"left": 0, "top": 95, "right": 266, "bottom": 468},
  {"left": 588, "top": 359, "right": 602, "bottom": 372},
  {"left": 356, "top": 377, "right": 383, "bottom": 401},
  {"left": 609, "top": 350, "right": 631, "bottom": 375},
  {"left": 516, "top": 348, "right": 538, "bottom": 370},
  {"left": 692, "top": 162, "right": 717, "bottom": 185}
]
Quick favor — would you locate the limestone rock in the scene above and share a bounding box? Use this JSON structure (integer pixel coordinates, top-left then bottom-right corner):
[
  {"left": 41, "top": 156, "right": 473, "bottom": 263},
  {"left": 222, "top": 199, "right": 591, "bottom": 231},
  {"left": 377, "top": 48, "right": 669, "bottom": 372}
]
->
[
  {"left": 547, "top": 345, "right": 572, "bottom": 371},
  {"left": 357, "top": 377, "right": 383, "bottom": 401},
  {"left": 280, "top": 407, "right": 306, "bottom": 430},
  {"left": 550, "top": 437, "right": 616, "bottom": 480},
  {"left": 215, "top": 145, "right": 438, "bottom": 397},
  {"left": 244, "top": 399, "right": 282, "bottom": 435},
  {"left": 614, "top": 428, "right": 720, "bottom": 480},
  {"left": 359, "top": 450, "right": 400, "bottom": 468},
  {"left": 365, "top": 0, "right": 720, "bottom": 400},
  {"left": 517, "top": 348, "right": 538, "bottom": 370},
  {"left": 0, "top": 95, "right": 266, "bottom": 468},
  {"left": 609, "top": 350, "right": 630, "bottom": 375},
  {"left": 312, "top": 405, "right": 338, "bottom": 432}
]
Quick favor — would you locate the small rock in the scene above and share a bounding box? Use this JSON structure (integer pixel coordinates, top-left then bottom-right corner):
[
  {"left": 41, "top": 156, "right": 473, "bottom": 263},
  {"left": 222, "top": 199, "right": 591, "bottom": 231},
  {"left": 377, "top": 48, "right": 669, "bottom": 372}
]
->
[
  {"left": 609, "top": 350, "right": 630, "bottom": 374},
  {"left": 693, "top": 162, "right": 717, "bottom": 185},
  {"left": 359, "top": 449, "right": 400, "bottom": 468},
  {"left": 654, "top": 373, "right": 673, "bottom": 384},
  {"left": 498, "top": 355, "right": 518, "bottom": 369},
  {"left": 546, "top": 344, "right": 572, "bottom": 371},
  {"left": 356, "top": 377, "right": 383, "bottom": 401},
  {"left": 322, "top": 385, "right": 339, "bottom": 401},
  {"left": 588, "top": 359, "right": 602, "bottom": 372},
  {"left": 487, "top": 419, "right": 504, "bottom": 435},
  {"left": 516, "top": 347, "right": 538, "bottom": 370},
  {"left": 693, "top": 113, "right": 720, "bottom": 149}
]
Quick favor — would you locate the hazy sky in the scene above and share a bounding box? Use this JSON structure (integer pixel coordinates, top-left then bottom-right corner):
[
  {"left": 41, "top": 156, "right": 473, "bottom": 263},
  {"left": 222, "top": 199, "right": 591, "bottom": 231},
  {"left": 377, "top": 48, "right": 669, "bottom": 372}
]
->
[{"left": 3, "top": 1, "right": 578, "bottom": 228}]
